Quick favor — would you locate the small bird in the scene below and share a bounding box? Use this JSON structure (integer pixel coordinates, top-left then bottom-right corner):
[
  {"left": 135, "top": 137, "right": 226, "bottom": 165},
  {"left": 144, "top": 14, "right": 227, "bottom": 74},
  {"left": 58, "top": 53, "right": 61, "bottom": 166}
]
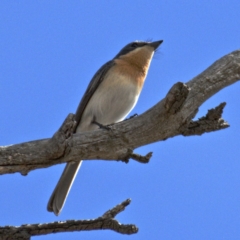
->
[{"left": 47, "top": 39, "right": 163, "bottom": 215}]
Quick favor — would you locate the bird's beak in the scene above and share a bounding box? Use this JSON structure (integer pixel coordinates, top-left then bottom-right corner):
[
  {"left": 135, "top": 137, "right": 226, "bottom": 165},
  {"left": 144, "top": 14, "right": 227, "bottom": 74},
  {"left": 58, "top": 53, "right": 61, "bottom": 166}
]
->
[{"left": 148, "top": 40, "right": 163, "bottom": 50}]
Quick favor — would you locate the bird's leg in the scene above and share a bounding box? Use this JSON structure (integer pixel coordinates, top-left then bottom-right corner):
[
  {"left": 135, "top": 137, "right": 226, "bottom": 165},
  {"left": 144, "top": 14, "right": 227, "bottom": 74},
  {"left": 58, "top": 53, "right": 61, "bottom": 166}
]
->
[
  {"left": 92, "top": 120, "right": 112, "bottom": 130},
  {"left": 125, "top": 113, "right": 138, "bottom": 121}
]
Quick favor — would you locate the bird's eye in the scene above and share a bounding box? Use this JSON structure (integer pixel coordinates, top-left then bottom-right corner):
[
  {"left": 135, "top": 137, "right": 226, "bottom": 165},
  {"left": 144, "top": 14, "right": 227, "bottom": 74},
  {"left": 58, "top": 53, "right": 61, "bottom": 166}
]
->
[{"left": 131, "top": 43, "right": 138, "bottom": 48}]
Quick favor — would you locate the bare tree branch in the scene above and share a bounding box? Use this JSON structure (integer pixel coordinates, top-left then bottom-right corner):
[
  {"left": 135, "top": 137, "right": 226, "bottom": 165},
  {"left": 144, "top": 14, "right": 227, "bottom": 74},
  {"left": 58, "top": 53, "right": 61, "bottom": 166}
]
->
[
  {"left": 0, "top": 50, "right": 239, "bottom": 176},
  {"left": 0, "top": 199, "right": 137, "bottom": 239},
  {"left": 181, "top": 102, "right": 229, "bottom": 136},
  {"left": 0, "top": 49, "right": 240, "bottom": 239}
]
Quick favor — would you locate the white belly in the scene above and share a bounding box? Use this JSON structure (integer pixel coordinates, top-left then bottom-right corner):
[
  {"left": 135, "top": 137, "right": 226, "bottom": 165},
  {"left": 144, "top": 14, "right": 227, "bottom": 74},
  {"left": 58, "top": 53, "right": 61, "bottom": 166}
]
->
[{"left": 76, "top": 75, "right": 140, "bottom": 132}]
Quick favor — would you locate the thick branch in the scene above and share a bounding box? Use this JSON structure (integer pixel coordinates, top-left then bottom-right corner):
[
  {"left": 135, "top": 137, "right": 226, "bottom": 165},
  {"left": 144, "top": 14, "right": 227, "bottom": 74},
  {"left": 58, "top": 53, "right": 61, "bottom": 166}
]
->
[
  {"left": 0, "top": 199, "right": 137, "bottom": 239},
  {"left": 0, "top": 50, "right": 240, "bottom": 175}
]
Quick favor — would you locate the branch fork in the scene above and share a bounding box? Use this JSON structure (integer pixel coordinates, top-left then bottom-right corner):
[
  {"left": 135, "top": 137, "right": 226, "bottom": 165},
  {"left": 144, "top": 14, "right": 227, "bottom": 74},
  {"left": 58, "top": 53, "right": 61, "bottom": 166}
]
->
[
  {"left": 0, "top": 49, "right": 240, "bottom": 238},
  {"left": 0, "top": 199, "right": 137, "bottom": 239}
]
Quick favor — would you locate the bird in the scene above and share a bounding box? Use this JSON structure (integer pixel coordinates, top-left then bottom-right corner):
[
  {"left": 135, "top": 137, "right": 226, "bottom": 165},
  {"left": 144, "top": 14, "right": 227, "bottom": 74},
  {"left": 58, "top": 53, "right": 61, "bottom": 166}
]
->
[{"left": 47, "top": 39, "right": 163, "bottom": 216}]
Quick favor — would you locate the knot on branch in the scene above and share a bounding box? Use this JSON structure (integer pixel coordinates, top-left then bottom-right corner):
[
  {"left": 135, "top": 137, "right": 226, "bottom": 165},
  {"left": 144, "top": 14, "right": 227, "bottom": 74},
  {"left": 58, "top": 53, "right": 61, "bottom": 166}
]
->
[
  {"left": 47, "top": 113, "right": 77, "bottom": 159},
  {"left": 181, "top": 102, "right": 229, "bottom": 136},
  {"left": 164, "top": 82, "right": 190, "bottom": 114}
]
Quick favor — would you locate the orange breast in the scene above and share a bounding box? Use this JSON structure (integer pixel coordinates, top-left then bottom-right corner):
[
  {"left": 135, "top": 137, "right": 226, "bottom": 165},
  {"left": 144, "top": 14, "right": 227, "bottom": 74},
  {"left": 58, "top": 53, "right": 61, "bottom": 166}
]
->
[{"left": 114, "top": 46, "right": 153, "bottom": 89}]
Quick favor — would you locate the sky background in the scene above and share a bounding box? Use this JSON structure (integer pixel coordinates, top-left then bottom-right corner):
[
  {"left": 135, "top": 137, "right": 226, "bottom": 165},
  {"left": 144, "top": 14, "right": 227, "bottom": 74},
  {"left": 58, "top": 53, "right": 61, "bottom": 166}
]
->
[{"left": 1, "top": 1, "right": 240, "bottom": 240}]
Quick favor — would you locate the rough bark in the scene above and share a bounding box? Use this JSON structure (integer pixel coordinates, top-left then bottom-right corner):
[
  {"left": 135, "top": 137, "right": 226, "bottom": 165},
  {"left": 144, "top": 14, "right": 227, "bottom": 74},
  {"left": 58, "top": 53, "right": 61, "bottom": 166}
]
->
[
  {"left": 0, "top": 199, "right": 136, "bottom": 239},
  {"left": 0, "top": 50, "right": 240, "bottom": 238},
  {"left": 1, "top": 50, "right": 239, "bottom": 175}
]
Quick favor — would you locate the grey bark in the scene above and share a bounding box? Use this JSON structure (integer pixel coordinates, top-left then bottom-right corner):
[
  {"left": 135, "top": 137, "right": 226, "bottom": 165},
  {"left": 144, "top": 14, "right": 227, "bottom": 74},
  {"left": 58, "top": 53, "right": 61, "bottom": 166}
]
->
[
  {"left": 1, "top": 50, "right": 239, "bottom": 175},
  {"left": 0, "top": 50, "right": 240, "bottom": 238},
  {"left": 0, "top": 199, "right": 136, "bottom": 239}
]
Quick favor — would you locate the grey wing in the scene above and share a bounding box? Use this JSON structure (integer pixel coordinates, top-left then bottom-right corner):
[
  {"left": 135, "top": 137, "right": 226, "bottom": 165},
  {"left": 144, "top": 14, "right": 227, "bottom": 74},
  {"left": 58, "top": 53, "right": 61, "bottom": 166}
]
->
[{"left": 74, "top": 60, "right": 115, "bottom": 129}]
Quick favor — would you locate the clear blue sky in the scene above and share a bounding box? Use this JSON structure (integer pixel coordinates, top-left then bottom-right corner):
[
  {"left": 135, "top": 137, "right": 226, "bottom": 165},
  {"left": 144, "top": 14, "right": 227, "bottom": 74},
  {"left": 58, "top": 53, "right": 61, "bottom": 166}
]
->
[{"left": 1, "top": 1, "right": 240, "bottom": 240}]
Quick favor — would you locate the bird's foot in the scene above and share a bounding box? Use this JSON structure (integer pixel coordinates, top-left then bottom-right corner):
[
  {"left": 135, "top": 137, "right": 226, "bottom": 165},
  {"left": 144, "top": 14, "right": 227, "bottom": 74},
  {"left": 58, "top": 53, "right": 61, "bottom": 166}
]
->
[
  {"left": 125, "top": 113, "right": 138, "bottom": 120},
  {"left": 92, "top": 120, "right": 112, "bottom": 130}
]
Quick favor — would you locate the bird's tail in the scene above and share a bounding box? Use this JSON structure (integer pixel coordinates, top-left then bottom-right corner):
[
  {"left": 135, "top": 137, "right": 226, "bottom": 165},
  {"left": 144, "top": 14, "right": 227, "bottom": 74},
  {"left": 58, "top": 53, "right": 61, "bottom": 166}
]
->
[{"left": 47, "top": 161, "right": 82, "bottom": 216}]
